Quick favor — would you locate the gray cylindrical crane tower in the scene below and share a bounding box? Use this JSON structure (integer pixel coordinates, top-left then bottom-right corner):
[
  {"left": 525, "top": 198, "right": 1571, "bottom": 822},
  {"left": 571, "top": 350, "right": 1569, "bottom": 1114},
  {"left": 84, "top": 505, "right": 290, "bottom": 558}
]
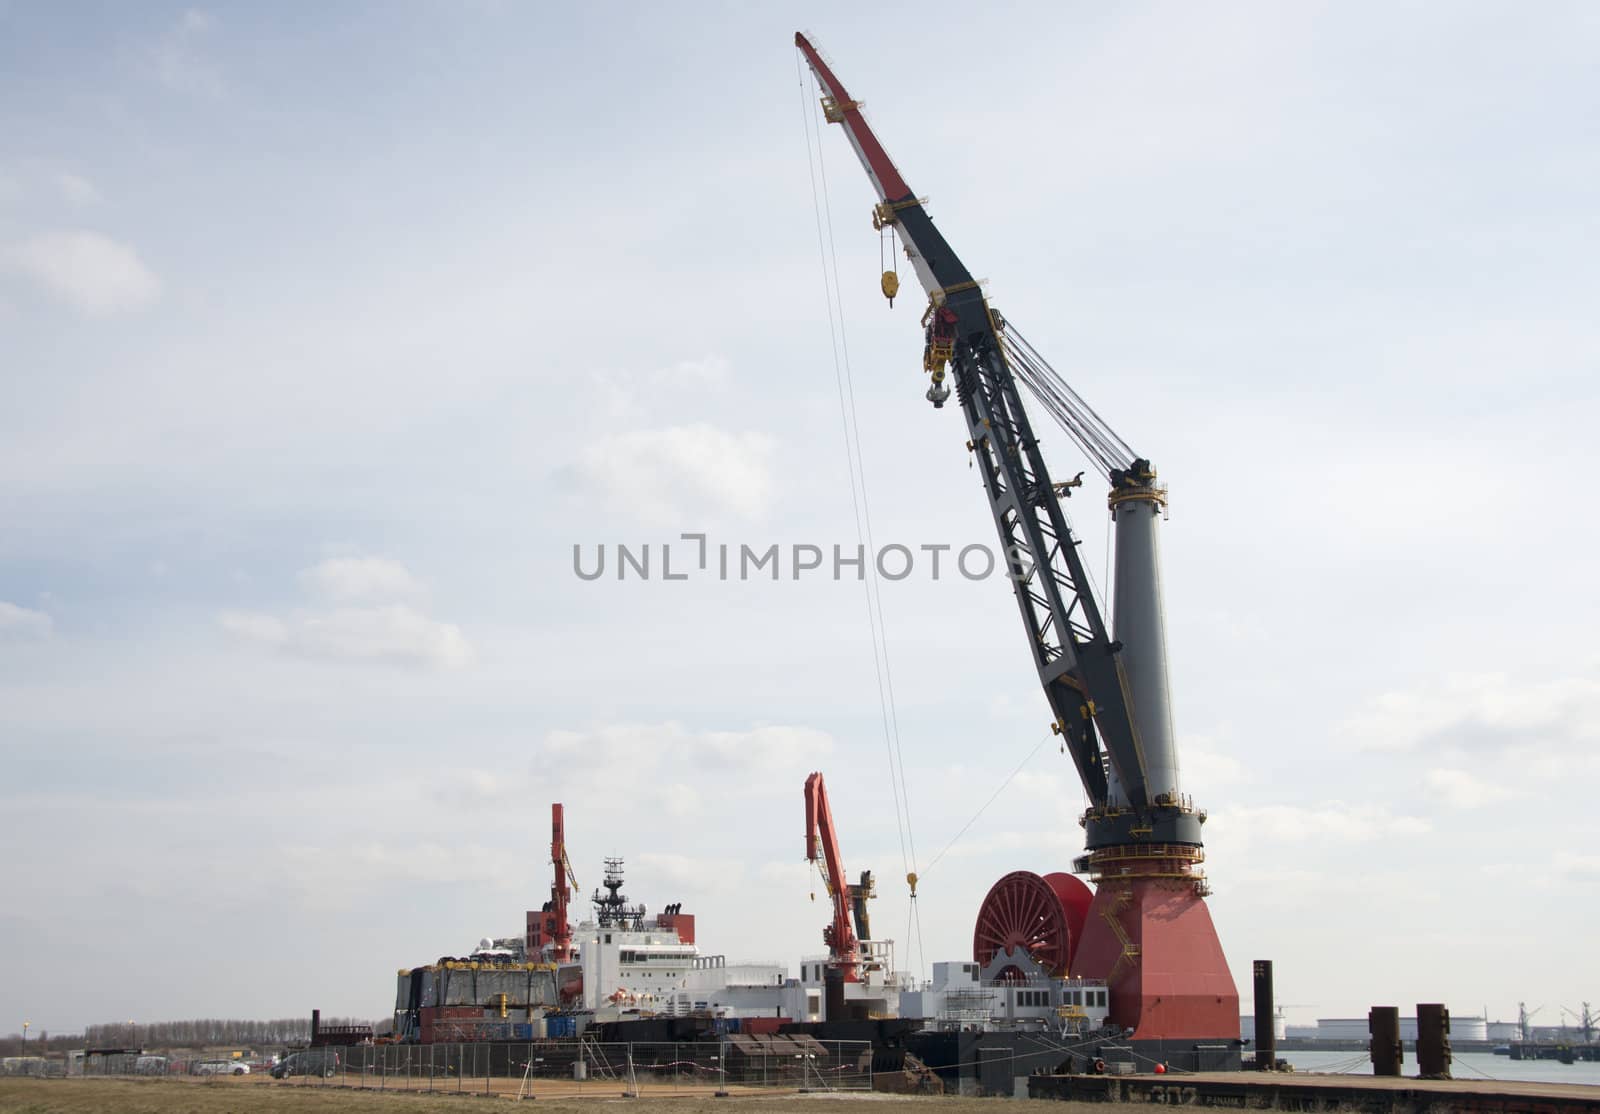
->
[{"left": 1110, "top": 474, "right": 1180, "bottom": 804}]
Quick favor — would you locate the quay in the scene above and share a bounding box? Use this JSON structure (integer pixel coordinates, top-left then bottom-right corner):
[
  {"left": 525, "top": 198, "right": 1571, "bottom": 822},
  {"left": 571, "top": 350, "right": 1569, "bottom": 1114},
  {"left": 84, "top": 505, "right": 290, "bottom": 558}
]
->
[{"left": 1029, "top": 1070, "right": 1600, "bottom": 1111}]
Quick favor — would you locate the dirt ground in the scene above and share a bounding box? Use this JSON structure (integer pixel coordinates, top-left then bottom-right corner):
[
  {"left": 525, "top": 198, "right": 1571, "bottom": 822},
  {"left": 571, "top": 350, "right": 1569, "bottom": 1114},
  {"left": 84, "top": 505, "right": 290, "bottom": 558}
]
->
[{"left": 0, "top": 1078, "right": 1110, "bottom": 1114}]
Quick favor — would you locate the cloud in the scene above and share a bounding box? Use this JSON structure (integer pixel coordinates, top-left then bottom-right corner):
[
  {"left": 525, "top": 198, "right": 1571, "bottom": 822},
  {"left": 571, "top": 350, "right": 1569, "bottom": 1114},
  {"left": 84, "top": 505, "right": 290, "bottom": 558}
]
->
[
  {"left": 1345, "top": 671, "right": 1600, "bottom": 755},
  {"left": 299, "top": 556, "right": 425, "bottom": 601},
  {"left": 1209, "top": 802, "right": 1431, "bottom": 846},
  {"left": 636, "top": 851, "right": 744, "bottom": 891},
  {"left": 1556, "top": 854, "right": 1600, "bottom": 884},
  {"left": 276, "top": 841, "right": 524, "bottom": 908},
  {"left": 758, "top": 860, "right": 813, "bottom": 886},
  {"left": 217, "top": 610, "right": 287, "bottom": 644},
  {"left": 0, "top": 600, "right": 54, "bottom": 638},
  {"left": 662, "top": 356, "right": 729, "bottom": 385},
  {"left": 218, "top": 556, "right": 471, "bottom": 669},
  {"left": 543, "top": 721, "right": 832, "bottom": 775},
  {"left": 8, "top": 231, "right": 161, "bottom": 315},
  {"left": 568, "top": 423, "right": 776, "bottom": 524},
  {"left": 221, "top": 603, "right": 472, "bottom": 669},
  {"left": 1425, "top": 767, "right": 1514, "bottom": 809},
  {"left": 1181, "top": 743, "right": 1246, "bottom": 793},
  {"left": 591, "top": 356, "right": 731, "bottom": 422},
  {"left": 431, "top": 769, "right": 516, "bottom": 809},
  {"left": 660, "top": 782, "right": 703, "bottom": 820},
  {"left": 143, "top": 8, "right": 223, "bottom": 96},
  {"left": 56, "top": 173, "right": 100, "bottom": 205}
]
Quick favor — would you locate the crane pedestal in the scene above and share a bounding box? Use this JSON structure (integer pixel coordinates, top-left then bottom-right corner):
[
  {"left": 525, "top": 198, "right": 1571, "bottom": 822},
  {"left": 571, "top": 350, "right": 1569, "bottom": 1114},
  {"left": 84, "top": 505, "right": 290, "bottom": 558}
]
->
[{"left": 1072, "top": 877, "right": 1239, "bottom": 1056}]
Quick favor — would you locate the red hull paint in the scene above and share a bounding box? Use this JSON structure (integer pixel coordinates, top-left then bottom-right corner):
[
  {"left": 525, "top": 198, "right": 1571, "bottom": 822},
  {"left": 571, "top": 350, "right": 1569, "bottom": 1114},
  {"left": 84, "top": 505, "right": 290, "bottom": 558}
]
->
[{"left": 1071, "top": 880, "right": 1239, "bottom": 1042}]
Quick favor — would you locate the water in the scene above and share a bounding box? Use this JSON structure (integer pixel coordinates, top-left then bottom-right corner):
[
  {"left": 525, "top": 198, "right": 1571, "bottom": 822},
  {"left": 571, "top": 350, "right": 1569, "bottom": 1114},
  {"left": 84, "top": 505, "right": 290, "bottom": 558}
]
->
[{"left": 1283, "top": 1049, "right": 1600, "bottom": 1088}]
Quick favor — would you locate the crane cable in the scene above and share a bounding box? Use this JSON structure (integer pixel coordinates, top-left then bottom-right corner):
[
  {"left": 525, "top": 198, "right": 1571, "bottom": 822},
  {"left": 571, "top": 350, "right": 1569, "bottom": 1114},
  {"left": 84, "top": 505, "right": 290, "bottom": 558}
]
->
[
  {"left": 998, "top": 321, "right": 1138, "bottom": 481},
  {"left": 796, "top": 50, "right": 924, "bottom": 978},
  {"left": 921, "top": 732, "right": 1049, "bottom": 878}
]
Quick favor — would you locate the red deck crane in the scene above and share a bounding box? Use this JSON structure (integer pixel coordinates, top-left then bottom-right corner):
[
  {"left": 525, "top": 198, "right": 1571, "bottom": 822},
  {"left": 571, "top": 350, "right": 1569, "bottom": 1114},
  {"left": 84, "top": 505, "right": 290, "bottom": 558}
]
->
[
  {"left": 527, "top": 802, "right": 579, "bottom": 963},
  {"left": 804, "top": 772, "right": 871, "bottom": 982}
]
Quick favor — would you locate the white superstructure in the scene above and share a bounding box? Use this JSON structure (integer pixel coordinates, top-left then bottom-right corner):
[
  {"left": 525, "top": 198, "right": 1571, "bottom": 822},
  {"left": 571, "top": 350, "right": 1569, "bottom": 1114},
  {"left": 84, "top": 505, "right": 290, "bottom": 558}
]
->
[{"left": 900, "top": 961, "right": 1111, "bottom": 1034}]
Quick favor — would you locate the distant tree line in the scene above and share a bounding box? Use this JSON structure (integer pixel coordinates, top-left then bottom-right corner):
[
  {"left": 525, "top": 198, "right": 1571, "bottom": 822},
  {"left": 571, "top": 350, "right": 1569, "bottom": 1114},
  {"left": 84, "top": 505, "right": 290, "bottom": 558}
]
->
[
  {"left": 78, "top": 1017, "right": 378, "bottom": 1051},
  {"left": 0, "top": 1031, "right": 79, "bottom": 1057},
  {"left": 1, "top": 1016, "right": 385, "bottom": 1056}
]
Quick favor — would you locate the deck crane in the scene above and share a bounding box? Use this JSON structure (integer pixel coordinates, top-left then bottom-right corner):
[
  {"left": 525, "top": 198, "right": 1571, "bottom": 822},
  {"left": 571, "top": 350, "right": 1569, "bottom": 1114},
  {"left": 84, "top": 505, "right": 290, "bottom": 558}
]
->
[
  {"left": 528, "top": 802, "right": 579, "bottom": 963},
  {"left": 804, "top": 771, "right": 875, "bottom": 981},
  {"left": 796, "top": 34, "right": 1238, "bottom": 1051}
]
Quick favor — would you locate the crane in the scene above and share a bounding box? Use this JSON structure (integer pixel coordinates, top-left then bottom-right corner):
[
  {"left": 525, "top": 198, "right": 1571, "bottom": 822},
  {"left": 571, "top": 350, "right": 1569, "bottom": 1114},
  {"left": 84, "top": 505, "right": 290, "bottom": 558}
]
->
[
  {"left": 804, "top": 771, "right": 873, "bottom": 981},
  {"left": 795, "top": 33, "right": 1237, "bottom": 1048},
  {"left": 794, "top": 33, "right": 1183, "bottom": 840},
  {"left": 531, "top": 802, "right": 579, "bottom": 962}
]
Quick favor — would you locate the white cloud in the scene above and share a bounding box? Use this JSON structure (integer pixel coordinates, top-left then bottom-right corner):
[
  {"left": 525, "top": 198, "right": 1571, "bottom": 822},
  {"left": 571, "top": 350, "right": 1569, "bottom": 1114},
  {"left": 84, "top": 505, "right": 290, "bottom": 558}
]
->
[
  {"left": 56, "top": 173, "right": 100, "bottom": 205},
  {"left": 758, "top": 860, "right": 813, "bottom": 886},
  {"left": 1181, "top": 742, "right": 1246, "bottom": 794},
  {"left": 1345, "top": 671, "right": 1600, "bottom": 755},
  {"left": 8, "top": 231, "right": 161, "bottom": 315},
  {"left": 217, "top": 610, "right": 287, "bottom": 644},
  {"left": 221, "top": 604, "right": 472, "bottom": 669},
  {"left": 277, "top": 841, "right": 523, "bottom": 907},
  {"left": 0, "top": 600, "right": 54, "bottom": 638},
  {"left": 218, "top": 556, "right": 471, "bottom": 669},
  {"left": 144, "top": 8, "right": 223, "bottom": 96},
  {"left": 544, "top": 721, "right": 833, "bottom": 774},
  {"left": 591, "top": 356, "right": 731, "bottom": 422},
  {"left": 662, "top": 356, "right": 729, "bottom": 385},
  {"left": 296, "top": 605, "right": 471, "bottom": 668},
  {"left": 660, "top": 782, "right": 703, "bottom": 820},
  {"left": 569, "top": 423, "right": 776, "bottom": 524},
  {"left": 299, "top": 556, "right": 424, "bottom": 601},
  {"left": 1209, "top": 802, "right": 1430, "bottom": 846},
  {"left": 636, "top": 851, "right": 744, "bottom": 891},
  {"left": 1425, "top": 767, "right": 1514, "bottom": 809}
]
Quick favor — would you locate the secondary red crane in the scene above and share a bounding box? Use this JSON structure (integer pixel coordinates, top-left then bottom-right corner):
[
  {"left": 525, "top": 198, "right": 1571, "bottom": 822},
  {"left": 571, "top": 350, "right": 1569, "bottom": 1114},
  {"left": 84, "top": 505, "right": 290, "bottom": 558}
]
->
[
  {"left": 804, "top": 771, "right": 866, "bottom": 981},
  {"left": 527, "top": 803, "right": 579, "bottom": 962},
  {"left": 549, "top": 803, "right": 574, "bottom": 961}
]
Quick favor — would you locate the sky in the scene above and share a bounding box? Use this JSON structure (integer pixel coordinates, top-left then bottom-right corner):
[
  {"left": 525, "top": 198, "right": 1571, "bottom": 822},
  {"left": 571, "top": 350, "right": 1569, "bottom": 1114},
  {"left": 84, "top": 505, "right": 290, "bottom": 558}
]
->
[{"left": 2, "top": 1, "right": 1597, "bottom": 1036}]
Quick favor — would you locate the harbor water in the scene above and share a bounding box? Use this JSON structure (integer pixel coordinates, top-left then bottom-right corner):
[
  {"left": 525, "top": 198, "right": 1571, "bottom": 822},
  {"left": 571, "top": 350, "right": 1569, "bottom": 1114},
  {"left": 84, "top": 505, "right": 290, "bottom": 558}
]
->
[{"left": 1284, "top": 1049, "right": 1600, "bottom": 1088}]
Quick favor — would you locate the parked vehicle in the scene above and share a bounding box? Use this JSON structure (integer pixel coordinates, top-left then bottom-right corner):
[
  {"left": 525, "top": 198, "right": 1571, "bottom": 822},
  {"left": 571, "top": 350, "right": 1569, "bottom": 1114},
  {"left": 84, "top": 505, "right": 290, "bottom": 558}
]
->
[
  {"left": 192, "top": 1059, "right": 249, "bottom": 1076},
  {"left": 270, "top": 1050, "right": 339, "bottom": 1079}
]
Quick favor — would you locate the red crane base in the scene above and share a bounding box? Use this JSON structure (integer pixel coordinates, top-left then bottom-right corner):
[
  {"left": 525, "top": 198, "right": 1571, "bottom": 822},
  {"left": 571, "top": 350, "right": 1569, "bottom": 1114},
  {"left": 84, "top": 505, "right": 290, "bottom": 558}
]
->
[{"left": 1071, "top": 878, "right": 1239, "bottom": 1042}]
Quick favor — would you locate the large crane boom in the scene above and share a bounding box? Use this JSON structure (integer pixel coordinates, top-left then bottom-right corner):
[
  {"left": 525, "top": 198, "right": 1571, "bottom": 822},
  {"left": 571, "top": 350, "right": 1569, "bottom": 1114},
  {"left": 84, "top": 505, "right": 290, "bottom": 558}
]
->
[
  {"left": 795, "top": 35, "right": 1238, "bottom": 1051},
  {"left": 804, "top": 771, "right": 863, "bottom": 980},
  {"left": 795, "top": 33, "right": 1191, "bottom": 837}
]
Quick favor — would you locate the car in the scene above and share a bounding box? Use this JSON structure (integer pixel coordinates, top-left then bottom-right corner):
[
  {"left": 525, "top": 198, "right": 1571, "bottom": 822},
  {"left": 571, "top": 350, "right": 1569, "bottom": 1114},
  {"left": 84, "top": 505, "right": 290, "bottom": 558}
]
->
[
  {"left": 192, "top": 1059, "right": 249, "bottom": 1076},
  {"left": 270, "top": 1050, "right": 339, "bottom": 1079}
]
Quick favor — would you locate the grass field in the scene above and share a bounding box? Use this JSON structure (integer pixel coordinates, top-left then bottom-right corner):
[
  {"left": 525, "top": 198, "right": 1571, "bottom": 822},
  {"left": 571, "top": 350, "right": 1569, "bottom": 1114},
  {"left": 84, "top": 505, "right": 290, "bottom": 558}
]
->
[{"left": 0, "top": 1079, "right": 1107, "bottom": 1114}]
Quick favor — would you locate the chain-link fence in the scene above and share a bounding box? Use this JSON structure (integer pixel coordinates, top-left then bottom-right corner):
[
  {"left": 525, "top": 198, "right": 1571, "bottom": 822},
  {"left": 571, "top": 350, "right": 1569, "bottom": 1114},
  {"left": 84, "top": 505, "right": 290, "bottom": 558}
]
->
[{"left": 78, "top": 1039, "right": 873, "bottom": 1097}]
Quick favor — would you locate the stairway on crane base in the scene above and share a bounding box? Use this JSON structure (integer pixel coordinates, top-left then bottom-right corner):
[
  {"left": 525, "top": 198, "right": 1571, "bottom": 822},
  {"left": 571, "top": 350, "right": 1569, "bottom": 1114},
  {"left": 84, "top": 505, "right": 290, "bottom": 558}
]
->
[{"left": 1071, "top": 878, "right": 1239, "bottom": 1043}]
